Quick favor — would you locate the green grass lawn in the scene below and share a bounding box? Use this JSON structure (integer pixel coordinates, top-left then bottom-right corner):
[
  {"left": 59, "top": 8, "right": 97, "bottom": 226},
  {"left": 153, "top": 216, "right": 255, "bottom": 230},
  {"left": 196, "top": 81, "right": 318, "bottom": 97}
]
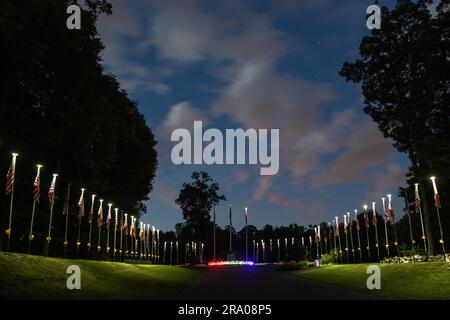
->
[
  {"left": 289, "top": 262, "right": 450, "bottom": 299},
  {"left": 0, "top": 252, "right": 199, "bottom": 300}
]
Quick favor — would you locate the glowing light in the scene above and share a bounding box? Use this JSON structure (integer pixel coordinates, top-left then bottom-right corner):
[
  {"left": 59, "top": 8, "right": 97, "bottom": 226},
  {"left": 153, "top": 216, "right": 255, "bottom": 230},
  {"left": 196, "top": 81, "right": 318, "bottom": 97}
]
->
[{"left": 208, "top": 260, "right": 254, "bottom": 266}]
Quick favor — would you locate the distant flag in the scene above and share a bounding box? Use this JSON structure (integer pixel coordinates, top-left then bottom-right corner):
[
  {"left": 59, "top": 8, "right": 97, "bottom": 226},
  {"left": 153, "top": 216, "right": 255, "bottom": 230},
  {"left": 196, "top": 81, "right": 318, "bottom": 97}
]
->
[
  {"left": 301, "top": 237, "right": 304, "bottom": 246},
  {"left": 364, "top": 209, "right": 369, "bottom": 228},
  {"left": 48, "top": 174, "right": 57, "bottom": 209},
  {"left": 33, "top": 167, "right": 41, "bottom": 204},
  {"left": 354, "top": 210, "right": 360, "bottom": 230},
  {"left": 97, "top": 199, "right": 104, "bottom": 226},
  {"left": 382, "top": 197, "right": 389, "bottom": 222},
  {"left": 123, "top": 213, "right": 128, "bottom": 235},
  {"left": 414, "top": 183, "right": 421, "bottom": 213},
  {"left": 106, "top": 204, "right": 112, "bottom": 225},
  {"left": 344, "top": 215, "right": 348, "bottom": 233},
  {"left": 88, "top": 194, "right": 96, "bottom": 224},
  {"left": 316, "top": 226, "right": 321, "bottom": 242},
  {"left": 140, "top": 224, "right": 145, "bottom": 241},
  {"left": 5, "top": 160, "right": 15, "bottom": 196},
  {"left": 77, "top": 189, "right": 85, "bottom": 219},
  {"left": 335, "top": 217, "right": 340, "bottom": 236},
  {"left": 387, "top": 194, "right": 396, "bottom": 223},
  {"left": 62, "top": 185, "right": 70, "bottom": 216},
  {"left": 372, "top": 202, "right": 377, "bottom": 225}
]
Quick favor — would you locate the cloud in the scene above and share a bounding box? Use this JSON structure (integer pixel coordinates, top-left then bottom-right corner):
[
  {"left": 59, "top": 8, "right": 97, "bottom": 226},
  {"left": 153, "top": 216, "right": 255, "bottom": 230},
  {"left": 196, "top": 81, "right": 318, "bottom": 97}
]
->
[{"left": 310, "top": 119, "right": 397, "bottom": 188}]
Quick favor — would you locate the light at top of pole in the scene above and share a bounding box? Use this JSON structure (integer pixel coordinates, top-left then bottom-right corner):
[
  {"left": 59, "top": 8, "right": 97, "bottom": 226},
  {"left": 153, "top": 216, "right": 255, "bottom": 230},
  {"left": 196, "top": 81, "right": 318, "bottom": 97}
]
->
[
  {"left": 53, "top": 173, "right": 58, "bottom": 178},
  {"left": 108, "top": 203, "right": 112, "bottom": 208},
  {"left": 363, "top": 204, "right": 368, "bottom": 210},
  {"left": 430, "top": 176, "right": 438, "bottom": 194},
  {"left": 99, "top": 199, "right": 104, "bottom": 203},
  {"left": 36, "top": 164, "right": 43, "bottom": 169}
]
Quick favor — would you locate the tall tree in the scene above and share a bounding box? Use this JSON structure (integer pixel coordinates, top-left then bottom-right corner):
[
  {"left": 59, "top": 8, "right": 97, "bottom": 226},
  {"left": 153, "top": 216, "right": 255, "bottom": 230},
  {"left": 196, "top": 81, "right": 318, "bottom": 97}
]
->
[
  {"left": 339, "top": 0, "right": 450, "bottom": 253},
  {"left": 0, "top": 0, "right": 157, "bottom": 252}
]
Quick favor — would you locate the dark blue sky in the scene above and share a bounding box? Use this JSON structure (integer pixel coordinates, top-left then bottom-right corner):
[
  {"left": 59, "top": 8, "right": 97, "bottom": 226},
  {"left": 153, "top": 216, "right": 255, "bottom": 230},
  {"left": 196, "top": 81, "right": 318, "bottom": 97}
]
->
[{"left": 97, "top": 0, "right": 409, "bottom": 232}]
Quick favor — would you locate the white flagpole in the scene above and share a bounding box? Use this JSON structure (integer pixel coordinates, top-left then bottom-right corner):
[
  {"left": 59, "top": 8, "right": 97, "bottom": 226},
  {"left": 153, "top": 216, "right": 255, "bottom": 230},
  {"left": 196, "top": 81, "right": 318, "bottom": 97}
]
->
[
  {"left": 45, "top": 174, "right": 58, "bottom": 256},
  {"left": 28, "top": 164, "right": 42, "bottom": 254},
  {"left": 97, "top": 199, "right": 104, "bottom": 254},
  {"left": 372, "top": 202, "right": 380, "bottom": 260},
  {"left": 106, "top": 203, "right": 112, "bottom": 255},
  {"left": 87, "top": 194, "right": 96, "bottom": 252},
  {"left": 430, "top": 176, "right": 446, "bottom": 258},
  {"left": 5, "top": 153, "right": 18, "bottom": 252},
  {"left": 381, "top": 197, "right": 390, "bottom": 257},
  {"left": 344, "top": 214, "right": 349, "bottom": 261},
  {"left": 76, "top": 188, "right": 85, "bottom": 251},
  {"left": 113, "top": 208, "right": 118, "bottom": 260},
  {"left": 414, "top": 183, "right": 428, "bottom": 256},
  {"left": 363, "top": 205, "right": 371, "bottom": 260},
  {"left": 347, "top": 213, "right": 355, "bottom": 260},
  {"left": 120, "top": 211, "right": 124, "bottom": 259},
  {"left": 245, "top": 207, "right": 248, "bottom": 261}
]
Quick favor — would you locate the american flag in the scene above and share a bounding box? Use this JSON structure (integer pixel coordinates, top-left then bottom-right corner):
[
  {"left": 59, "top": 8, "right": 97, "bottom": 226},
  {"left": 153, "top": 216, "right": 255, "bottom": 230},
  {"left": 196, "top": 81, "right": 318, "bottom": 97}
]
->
[
  {"left": 106, "top": 206, "right": 112, "bottom": 225},
  {"left": 33, "top": 170, "right": 40, "bottom": 204},
  {"left": 335, "top": 220, "right": 340, "bottom": 236},
  {"left": 414, "top": 184, "right": 421, "bottom": 213},
  {"left": 354, "top": 211, "right": 360, "bottom": 230},
  {"left": 372, "top": 204, "right": 377, "bottom": 225},
  {"left": 62, "top": 184, "right": 70, "bottom": 215},
  {"left": 77, "top": 190, "right": 85, "bottom": 220},
  {"left": 343, "top": 215, "right": 348, "bottom": 233},
  {"left": 123, "top": 215, "right": 128, "bottom": 235},
  {"left": 97, "top": 201, "right": 103, "bottom": 227},
  {"left": 364, "top": 211, "right": 369, "bottom": 228},
  {"left": 48, "top": 175, "right": 57, "bottom": 209},
  {"left": 434, "top": 192, "right": 442, "bottom": 209},
  {"left": 140, "top": 225, "right": 145, "bottom": 241},
  {"left": 130, "top": 220, "right": 136, "bottom": 237},
  {"left": 88, "top": 195, "right": 95, "bottom": 223},
  {"left": 382, "top": 200, "right": 390, "bottom": 222},
  {"left": 388, "top": 199, "right": 396, "bottom": 223},
  {"left": 5, "top": 164, "right": 14, "bottom": 196},
  {"left": 328, "top": 225, "right": 333, "bottom": 239}
]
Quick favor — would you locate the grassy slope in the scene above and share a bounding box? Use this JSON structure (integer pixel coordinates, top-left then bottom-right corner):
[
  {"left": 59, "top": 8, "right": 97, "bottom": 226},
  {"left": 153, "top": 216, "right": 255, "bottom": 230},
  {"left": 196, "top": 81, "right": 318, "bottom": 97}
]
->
[
  {"left": 290, "top": 263, "right": 450, "bottom": 299},
  {"left": 0, "top": 252, "right": 199, "bottom": 300}
]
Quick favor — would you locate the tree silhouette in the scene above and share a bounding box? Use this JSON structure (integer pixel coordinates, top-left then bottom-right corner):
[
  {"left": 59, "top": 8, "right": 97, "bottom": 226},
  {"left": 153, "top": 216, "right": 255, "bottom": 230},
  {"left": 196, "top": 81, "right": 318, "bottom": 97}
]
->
[{"left": 339, "top": 0, "right": 450, "bottom": 253}]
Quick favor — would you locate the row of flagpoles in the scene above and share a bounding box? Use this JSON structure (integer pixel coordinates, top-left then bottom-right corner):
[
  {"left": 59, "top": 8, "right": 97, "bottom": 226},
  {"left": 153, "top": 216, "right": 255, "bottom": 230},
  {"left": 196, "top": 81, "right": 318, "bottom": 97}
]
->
[
  {"left": 1, "top": 152, "right": 166, "bottom": 262},
  {"left": 308, "top": 178, "right": 445, "bottom": 263}
]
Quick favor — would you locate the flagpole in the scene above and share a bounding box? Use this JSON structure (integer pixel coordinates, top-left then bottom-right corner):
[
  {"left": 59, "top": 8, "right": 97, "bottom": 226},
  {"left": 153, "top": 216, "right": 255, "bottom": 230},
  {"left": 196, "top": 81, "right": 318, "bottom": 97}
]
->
[
  {"left": 372, "top": 202, "right": 380, "bottom": 261},
  {"left": 87, "top": 194, "right": 96, "bottom": 253},
  {"left": 344, "top": 215, "right": 349, "bottom": 261},
  {"left": 44, "top": 174, "right": 58, "bottom": 257},
  {"left": 176, "top": 241, "right": 179, "bottom": 265},
  {"left": 347, "top": 213, "right": 355, "bottom": 261},
  {"left": 5, "top": 153, "right": 18, "bottom": 252},
  {"left": 147, "top": 224, "right": 150, "bottom": 261},
  {"left": 382, "top": 197, "right": 390, "bottom": 258},
  {"left": 113, "top": 208, "right": 118, "bottom": 261},
  {"left": 63, "top": 183, "right": 71, "bottom": 256},
  {"left": 106, "top": 203, "right": 112, "bottom": 257},
  {"left": 363, "top": 205, "right": 371, "bottom": 261},
  {"left": 213, "top": 206, "right": 216, "bottom": 261},
  {"left": 120, "top": 211, "right": 124, "bottom": 261},
  {"left": 430, "top": 176, "right": 446, "bottom": 259},
  {"left": 404, "top": 190, "right": 416, "bottom": 262},
  {"left": 76, "top": 188, "right": 85, "bottom": 254},
  {"left": 229, "top": 204, "right": 232, "bottom": 253},
  {"left": 308, "top": 236, "right": 312, "bottom": 261},
  {"left": 278, "top": 238, "right": 281, "bottom": 263},
  {"left": 245, "top": 207, "right": 248, "bottom": 261},
  {"left": 336, "top": 217, "right": 342, "bottom": 263},
  {"left": 28, "top": 164, "right": 42, "bottom": 254},
  {"left": 387, "top": 194, "right": 399, "bottom": 258},
  {"left": 415, "top": 183, "right": 428, "bottom": 258},
  {"left": 354, "top": 211, "right": 362, "bottom": 263},
  {"left": 97, "top": 199, "right": 104, "bottom": 256}
]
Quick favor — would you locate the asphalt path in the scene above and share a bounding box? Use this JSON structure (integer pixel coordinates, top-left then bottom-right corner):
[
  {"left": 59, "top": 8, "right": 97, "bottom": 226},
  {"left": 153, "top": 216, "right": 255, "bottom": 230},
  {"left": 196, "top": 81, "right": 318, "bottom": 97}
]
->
[{"left": 182, "top": 264, "right": 376, "bottom": 300}]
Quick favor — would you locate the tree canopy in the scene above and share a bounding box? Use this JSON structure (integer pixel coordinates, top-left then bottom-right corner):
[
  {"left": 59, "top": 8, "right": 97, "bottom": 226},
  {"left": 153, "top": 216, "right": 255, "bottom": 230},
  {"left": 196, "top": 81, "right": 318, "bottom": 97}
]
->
[
  {"left": 339, "top": 0, "right": 450, "bottom": 252},
  {"left": 0, "top": 0, "right": 158, "bottom": 251}
]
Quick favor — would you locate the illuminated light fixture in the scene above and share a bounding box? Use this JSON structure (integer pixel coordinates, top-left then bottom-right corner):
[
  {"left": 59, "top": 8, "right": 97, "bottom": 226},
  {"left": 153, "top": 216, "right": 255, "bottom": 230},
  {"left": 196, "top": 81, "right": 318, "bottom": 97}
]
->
[{"left": 208, "top": 260, "right": 254, "bottom": 266}]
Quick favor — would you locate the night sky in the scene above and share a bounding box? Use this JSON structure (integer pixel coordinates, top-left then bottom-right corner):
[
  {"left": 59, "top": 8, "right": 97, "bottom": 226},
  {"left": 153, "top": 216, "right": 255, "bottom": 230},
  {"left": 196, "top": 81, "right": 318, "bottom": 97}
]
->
[{"left": 96, "top": 0, "right": 410, "bottom": 232}]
